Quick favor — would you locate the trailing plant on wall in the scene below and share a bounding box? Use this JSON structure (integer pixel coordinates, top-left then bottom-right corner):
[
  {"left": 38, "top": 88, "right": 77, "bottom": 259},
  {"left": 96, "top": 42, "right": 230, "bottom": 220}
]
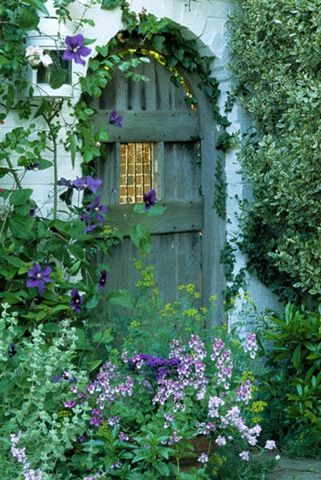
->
[{"left": 229, "top": 0, "right": 321, "bottom": 302}]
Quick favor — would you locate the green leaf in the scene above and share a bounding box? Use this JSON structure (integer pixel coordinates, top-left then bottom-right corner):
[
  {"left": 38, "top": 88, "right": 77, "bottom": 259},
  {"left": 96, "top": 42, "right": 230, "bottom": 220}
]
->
[
  {"left": 155, "top": 462, "right": 170, "bottom": 477},
  {"left": 6, "top": 256, "right": 26, "bottom": 268},
  {"left": 10, "top": 189, "right": 33, "bottom": 206},
  {"left": 17, "top": 7, "right": 39, "bottom": 30},
  {"left": 152, "top": 35, "right": 165, "bottom": 52},
  {"left": 86, "top": 295, "right": 99, "bottom": 310},
  {"left": 129, "top": 224, "right": 152, "bottom": 255},
  {"left": 292, "top": 344, "right": 302, "bottom": 371},
  {"left": 147, "top": 204, "right": 166, "bottom": 216},
  {"left": 24, "top": 0, "right": 49, "bottom": 15},
  {"left": 68, "top": 132, "right": 78, "bottom": 169},
  {"left": 107, "top": 290, "right": 134, "bottom": 309},
  {"left": 101, "top": 0, "right": 121, "bottom": 10},
  {"left": 49, "top": 69, "right": 68, "bottom": 89},
  {"left": 133, "top": 204, "right": 146, "bottom": 214},
  {"left": 86, "top": 359, "right": 103, "bottom": 372},
  {"left": 9, "top": 216, "right": 34, "bottom": 239}
]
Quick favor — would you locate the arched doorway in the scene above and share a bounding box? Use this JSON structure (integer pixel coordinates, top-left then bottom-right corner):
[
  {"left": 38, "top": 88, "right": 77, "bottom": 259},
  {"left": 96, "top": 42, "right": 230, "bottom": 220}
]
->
[{"left": 91, "top": 53, "right": 225, "bottom": 318}]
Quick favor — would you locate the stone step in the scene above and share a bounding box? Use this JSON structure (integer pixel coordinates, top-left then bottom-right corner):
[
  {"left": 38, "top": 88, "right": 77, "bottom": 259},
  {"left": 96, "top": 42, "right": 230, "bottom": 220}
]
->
[{"left": 271, "top": 457, "right": 321, "bottom": 480}]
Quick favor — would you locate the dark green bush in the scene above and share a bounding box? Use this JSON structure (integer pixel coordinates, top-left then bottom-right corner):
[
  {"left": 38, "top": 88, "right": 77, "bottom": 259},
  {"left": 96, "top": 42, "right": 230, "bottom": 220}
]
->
[{"left": 229, "top": 1, "right": 321, "bottom": 301}]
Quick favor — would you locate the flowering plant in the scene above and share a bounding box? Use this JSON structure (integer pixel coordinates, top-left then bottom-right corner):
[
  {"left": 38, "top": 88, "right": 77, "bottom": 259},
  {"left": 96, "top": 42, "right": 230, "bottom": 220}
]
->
[{"left": 54, "top": 330, "right": 277, "bottom": 478}]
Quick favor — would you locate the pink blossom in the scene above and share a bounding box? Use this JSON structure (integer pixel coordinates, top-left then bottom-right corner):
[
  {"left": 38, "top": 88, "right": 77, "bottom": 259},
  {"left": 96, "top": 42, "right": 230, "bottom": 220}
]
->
[{"left": 244, "top": 332, "right": 258, "bottom": 359}]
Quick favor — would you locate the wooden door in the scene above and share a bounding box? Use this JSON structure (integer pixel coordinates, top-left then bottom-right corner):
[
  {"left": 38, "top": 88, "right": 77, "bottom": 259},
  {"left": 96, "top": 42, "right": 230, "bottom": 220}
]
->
[{"left": 92, "top": 59, "right": 206, "bottom": 303}]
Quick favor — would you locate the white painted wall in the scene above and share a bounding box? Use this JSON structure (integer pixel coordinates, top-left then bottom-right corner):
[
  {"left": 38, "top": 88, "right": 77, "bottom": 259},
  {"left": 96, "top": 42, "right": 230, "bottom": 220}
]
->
[{"left": 0, "top": 0, "right": 281, "bottom": 319}]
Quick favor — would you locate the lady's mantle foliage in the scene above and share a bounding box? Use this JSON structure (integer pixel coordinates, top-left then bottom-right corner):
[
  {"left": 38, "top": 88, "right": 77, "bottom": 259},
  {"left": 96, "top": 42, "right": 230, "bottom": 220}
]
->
[{"left": 229, "top": 0, "right": 321, "bottom": 301}]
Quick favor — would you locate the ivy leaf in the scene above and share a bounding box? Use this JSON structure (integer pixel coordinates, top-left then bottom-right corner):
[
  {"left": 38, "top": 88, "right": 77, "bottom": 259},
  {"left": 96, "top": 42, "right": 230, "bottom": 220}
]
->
[
  {"left": 49, "top": 69, "right": 67, "bottom": 89},
  {"left": 17, "top": 7, "right": 39, "bottom": 30},
  {"left": 101, "top": 0, "right": 121, "bottom": 10},
  {"left": 152, "top": 35, "right": 165, "bottom": 52}
]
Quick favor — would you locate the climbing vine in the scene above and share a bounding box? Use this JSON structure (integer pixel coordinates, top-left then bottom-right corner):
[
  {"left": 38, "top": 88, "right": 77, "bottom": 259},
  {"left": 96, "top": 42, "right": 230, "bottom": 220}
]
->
[{"left": 0, "top": 0, "right": 239, "bottom": 318}]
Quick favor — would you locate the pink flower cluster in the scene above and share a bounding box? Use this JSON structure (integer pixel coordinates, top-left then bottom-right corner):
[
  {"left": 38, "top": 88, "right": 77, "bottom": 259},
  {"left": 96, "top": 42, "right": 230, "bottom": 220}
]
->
[
  {"left": 236, "top": 380, "right": 252, "bottom": 404},
  {"left": 244, "top": 333, "right": 258, "bottom": 359},
  {"left": 10, "top": 432, "right": 43, "bottom": 480},
  {"left": 64, "top": 361, "right": 134, "bottom": 428},
  {"left": 152, "top": 335, "right": 208, "bottom": 410},
  {"left": 211, "top": 338, "right": 233, "bottom": 388}
]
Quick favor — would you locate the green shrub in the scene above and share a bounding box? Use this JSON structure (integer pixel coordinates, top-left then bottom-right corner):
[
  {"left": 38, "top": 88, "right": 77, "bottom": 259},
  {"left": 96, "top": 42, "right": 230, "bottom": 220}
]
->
[
  {"left": 258, "top": 303, "right": 321, "bottom": 456},
  {"left": 229, "top": 1, "right": 321, "bottom": 301}
]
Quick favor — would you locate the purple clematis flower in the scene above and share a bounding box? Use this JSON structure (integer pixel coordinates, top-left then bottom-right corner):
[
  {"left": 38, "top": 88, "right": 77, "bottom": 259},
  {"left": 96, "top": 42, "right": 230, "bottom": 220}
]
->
[
  {"left": 80, "top": 196, "right": 108, "bottom": 233},
  {"left": 70, "top": 288, "right": 83, "bottom": 314},
  {"left": 8, "top": 343, "right": 17, "bottom": 357},
  {"left": 57, "top": 177, "right": 72, "bottom": 187},
  {"left": 109, "top": 110, "right": 123, "bottom": 127},
  {"left": 143, "top": 189, "right": 157, "bottom": 209},
  {"left": 72, "top": 176, "right": 102, "bottom": 193},
  {"left": 26, "top": 262, "right": 52, "bottom": 295},
  {"left": 98, "top": 270, "right": 108, "bottom": 290},
  {"left": 26, "top": 162, "right": 39, "bottom": 171},
  {"left": 62, "top": 34, "right": 91, "bottom": 66},
  {"left": 87, "top": 196, "right": 108, "bottom": 221}
]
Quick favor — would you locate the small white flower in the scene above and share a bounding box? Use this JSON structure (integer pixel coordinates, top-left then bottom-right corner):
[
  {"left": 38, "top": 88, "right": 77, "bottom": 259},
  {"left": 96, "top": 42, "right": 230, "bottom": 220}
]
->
[
  {"left": 265, "top": 440, "right": 276, "bottom": 450},
  {"left": 198, "top": 453, "right": 208, "bottom": 464},
  {"left": 275, "top": 455, "right": 281, "bottom": 461},
  {"left": 239, "top": 450, "right": 249, "bottom": 461},
  {"left": 26, "top": 46, "right": 43, "bottom": 57}
]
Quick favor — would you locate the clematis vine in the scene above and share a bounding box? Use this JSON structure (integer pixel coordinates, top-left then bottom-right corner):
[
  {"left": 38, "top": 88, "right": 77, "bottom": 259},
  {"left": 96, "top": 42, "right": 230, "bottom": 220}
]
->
[
  {"left": 62, "top": 34, "right": 91, "bottom": 66},
  {"left": 26, "top": 263, "right": 52, "bottom": 295}
]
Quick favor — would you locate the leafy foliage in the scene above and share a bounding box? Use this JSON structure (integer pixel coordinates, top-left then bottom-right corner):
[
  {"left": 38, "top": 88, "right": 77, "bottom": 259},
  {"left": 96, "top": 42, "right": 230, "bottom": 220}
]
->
[
  {"left": 257, "top": 304, "right": 321, "bottom": 456},
  {"left": 229, "top": 0, "right": 321, "bottom": 301}
]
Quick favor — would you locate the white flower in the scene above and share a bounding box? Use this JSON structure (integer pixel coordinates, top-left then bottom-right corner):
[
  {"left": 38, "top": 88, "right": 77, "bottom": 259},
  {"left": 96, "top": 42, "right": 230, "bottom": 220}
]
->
[
  {"left": 239, "top": 450, "right": 249, "bottom": 461},
  {"left": 265, "top": 440, "right": 276, "bottom": 450},
  {"left": 25, "top": 46, "right": 43, "bottom": 58},
  {"left": 215, "top": 435, "right": 227, "bottom": 446},
  {"left": 275, "top": 455, "right": 281, "bottom": 461},
  {"left": 41, "top": 54, "right": 53, "bottom": 67},
  {"left": 198, "top": 453, "right": 208, "bottom": 464}
]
